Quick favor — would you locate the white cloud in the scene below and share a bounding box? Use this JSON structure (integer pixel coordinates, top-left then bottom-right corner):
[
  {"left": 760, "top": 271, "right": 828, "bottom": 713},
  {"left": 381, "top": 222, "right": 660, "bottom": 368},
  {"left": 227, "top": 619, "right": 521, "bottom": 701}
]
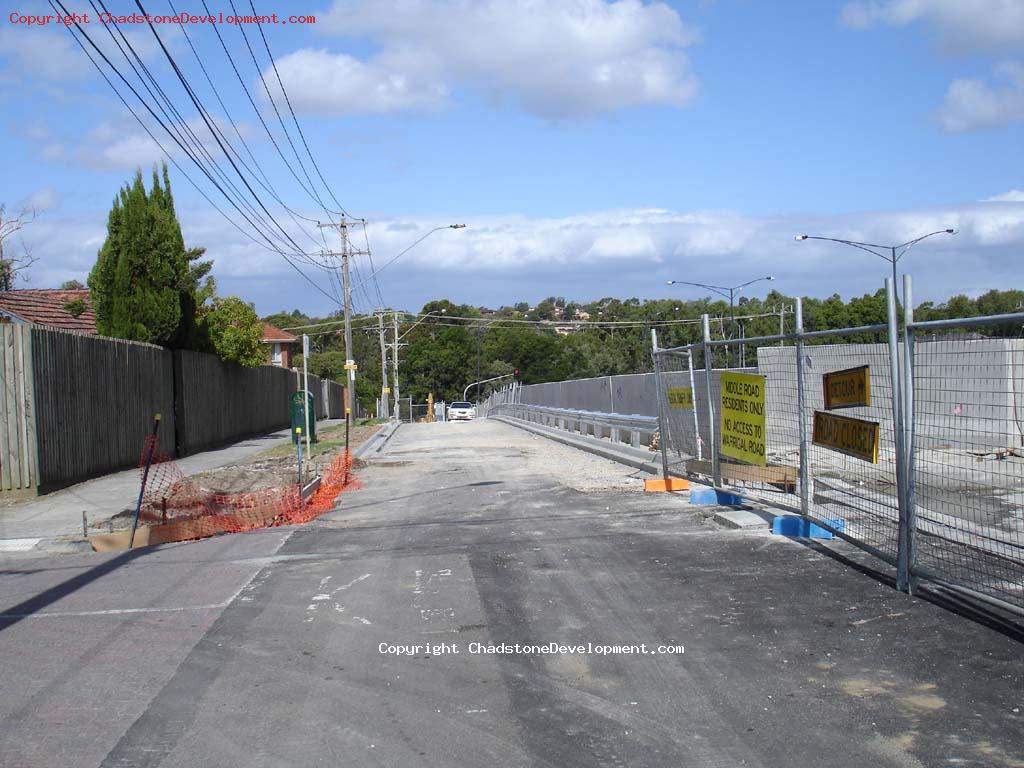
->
[
  {"left": 17, "top": 200, "right": 1024, "bottom": 314},
  {"left": 0, "top": 20, "right": 180, "bottom": 83},
  {"left": 21, "top": 187, "right": 62, "bottom": 212},
  {"left": 0, "top": 28, "right": 91, "bottom": 81},
  {"left": 268, "top": 0, "right": 699, "bottom": 118},
  {"left": 984, "top": 190, "right": 1024, "bottom": 202},
  {"left": 263, "top": 48, "right": 449, "bottom": 115},
  {"left": 938, "top": 61, "right": 1024, "bottom": 132},
  {"left": 841, "top": 0, "right": 1024, "bottom": 52}
]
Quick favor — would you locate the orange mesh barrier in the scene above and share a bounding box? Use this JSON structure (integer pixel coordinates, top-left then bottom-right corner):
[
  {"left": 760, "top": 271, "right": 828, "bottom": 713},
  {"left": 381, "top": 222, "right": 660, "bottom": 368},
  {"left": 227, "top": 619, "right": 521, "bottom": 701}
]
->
[{"left": 132, "top": 436, "right": 358, "bottom": 545}]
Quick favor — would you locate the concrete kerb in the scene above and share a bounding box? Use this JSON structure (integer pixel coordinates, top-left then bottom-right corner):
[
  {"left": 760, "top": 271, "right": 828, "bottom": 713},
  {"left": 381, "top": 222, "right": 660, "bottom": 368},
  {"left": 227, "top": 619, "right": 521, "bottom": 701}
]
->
[
  {"left": 491, "top": 415, "right": 663, "bottom": 476},
  {"left": 355, "top": 420, "right": 401, "bottom": 459}
]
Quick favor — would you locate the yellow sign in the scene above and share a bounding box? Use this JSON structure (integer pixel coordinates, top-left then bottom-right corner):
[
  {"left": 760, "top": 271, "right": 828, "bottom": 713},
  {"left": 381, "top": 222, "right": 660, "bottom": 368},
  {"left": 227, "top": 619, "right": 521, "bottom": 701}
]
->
[
  {"left": 667, "top": 387, "right": 694, "bottom": 409},
  {"left": 344, "top": 362, "right": 358, "bottom": 371},
  {"left": 719, "top": 372, "right": 766, "bottom": 466},
  {"left": 813, "top": 411, "right": 880, "bottom": 463},
  {"left": 823, "top": 365, "right": 871, "bottom": 409},
  {"left": 382, "top": 387, "right": 391, "bottom": 394}
]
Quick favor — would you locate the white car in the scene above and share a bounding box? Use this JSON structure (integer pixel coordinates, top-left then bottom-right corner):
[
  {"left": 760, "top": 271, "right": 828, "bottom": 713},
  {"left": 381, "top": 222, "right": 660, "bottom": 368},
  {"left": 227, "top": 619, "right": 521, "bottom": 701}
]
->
[{"left": 448, "top": 401, "right": 476, "bottom": 421}]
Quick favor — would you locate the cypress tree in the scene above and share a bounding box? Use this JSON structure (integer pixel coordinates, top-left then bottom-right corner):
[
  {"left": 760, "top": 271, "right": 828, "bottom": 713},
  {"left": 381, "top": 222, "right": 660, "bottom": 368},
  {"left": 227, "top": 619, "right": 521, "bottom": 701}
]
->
[{"left": 88, "top": 164, "right": 205, "bottom": 346}]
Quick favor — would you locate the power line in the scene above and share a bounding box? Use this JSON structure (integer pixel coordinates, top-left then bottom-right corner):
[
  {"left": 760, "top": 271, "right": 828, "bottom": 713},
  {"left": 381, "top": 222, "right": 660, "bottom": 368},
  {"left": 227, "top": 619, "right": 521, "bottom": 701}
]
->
[
  {"left": 248, "top": 0, "right": 348, "bottom": 217},
  {"left": 49, "top": 0, "right": 341, "bottom": 307},
  {"left": 227, "top": 0, "right": 335, "bottom": 219}
]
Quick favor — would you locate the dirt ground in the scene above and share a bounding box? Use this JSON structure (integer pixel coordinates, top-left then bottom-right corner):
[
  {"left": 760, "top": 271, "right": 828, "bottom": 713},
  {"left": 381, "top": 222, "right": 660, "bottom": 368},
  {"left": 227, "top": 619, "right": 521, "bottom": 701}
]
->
[{"left": 185, "top": 421, "right": 381, "bottom": 494}]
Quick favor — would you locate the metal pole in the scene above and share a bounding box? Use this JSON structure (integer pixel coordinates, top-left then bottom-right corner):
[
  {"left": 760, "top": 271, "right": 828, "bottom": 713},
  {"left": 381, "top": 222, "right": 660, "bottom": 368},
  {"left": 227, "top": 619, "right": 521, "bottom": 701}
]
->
[
  {"left": 702, "top": 314, "right": 720, "bottom": 488},
  {"left": 475, "top": 325, "right": 482, "bottom": 403},
  {"left": 378, "top": 312, "right": 389, "bottom": 420},
  {"left": 392, "top": 312, "right": 400, "bottom": 420},
  {"left": 794, "top": 299, "right": 811, "bottom": 517},
  {"left": 886, "top": 277, "right": 910, "bottom": 593},
  {"left": 687, "top": 349, "right": 701, "bottom": 461},
  {"left": 340, "top": 218, "right": 355, "bottom": 449},
  {"left": 129, "top": 414, "right": 161, "bottom": 549},
  {"left": 729, "top": 290, "right": 736, "bottom": 368},
  {"left": 302, "top": 334, "right": 311, "bottom": 467},
  {"left": 902, "top": 274, "right": 918, "bottom": 594},
  {"left": 651, "top": 329, "right": 670, "bottom": 482}
]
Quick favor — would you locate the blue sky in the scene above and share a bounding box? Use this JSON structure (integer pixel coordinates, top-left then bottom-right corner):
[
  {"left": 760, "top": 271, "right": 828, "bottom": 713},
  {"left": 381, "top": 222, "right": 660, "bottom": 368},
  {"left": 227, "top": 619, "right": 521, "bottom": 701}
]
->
[{"left": 1, "top": 0, "right": 1023, "bottom": 316}]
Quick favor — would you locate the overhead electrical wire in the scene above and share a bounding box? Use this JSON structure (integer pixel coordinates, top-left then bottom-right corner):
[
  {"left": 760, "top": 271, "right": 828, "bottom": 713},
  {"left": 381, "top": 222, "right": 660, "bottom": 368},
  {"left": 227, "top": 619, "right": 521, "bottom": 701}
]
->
[
  {"left": 48, "top": 0, "right": 341, "bottom": 306},
  {"left": 247, "top": 0, "right": 349, "bottom": 218},
  {"left": 228, "top": 0, "right": 335, "bottom": 219}
]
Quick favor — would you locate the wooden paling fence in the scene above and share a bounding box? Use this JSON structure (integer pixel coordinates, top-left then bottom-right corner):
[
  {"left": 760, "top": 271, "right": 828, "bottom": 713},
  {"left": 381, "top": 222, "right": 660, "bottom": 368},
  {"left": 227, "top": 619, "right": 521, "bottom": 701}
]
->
[{"left": 0, "top": 325, "right": 350, "bottom": 495}]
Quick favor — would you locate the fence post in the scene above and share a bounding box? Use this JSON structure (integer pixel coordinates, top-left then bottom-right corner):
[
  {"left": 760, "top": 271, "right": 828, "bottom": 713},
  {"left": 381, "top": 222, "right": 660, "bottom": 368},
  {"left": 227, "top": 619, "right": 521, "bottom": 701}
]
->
[
  {"left": 702, "top": 314, "right": 720, "bottom": 488},
  {"left": 887, "top": 277, "right": 911, "bottom": 593},
  {"left": 651, "top": 329, "right": 670, "bottom": 482},
  {"left": 686, "top": 349, "right": 702, "bottom": 461},
  {"left": 794, "top": 298, "right": 812, "bottom": 517},
  {"left": 902, "top": 274, "right": 919, "bottom": 593}
]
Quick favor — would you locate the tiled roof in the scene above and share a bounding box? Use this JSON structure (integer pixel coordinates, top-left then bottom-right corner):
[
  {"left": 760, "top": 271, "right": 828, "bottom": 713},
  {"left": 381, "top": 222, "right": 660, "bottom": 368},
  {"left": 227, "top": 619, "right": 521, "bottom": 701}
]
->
[
  {"left": 0, "top": 289, "right": 97, "bottom": 334},
  {"left": 262, "top": 323, "right": 298, "bottom": 343}
]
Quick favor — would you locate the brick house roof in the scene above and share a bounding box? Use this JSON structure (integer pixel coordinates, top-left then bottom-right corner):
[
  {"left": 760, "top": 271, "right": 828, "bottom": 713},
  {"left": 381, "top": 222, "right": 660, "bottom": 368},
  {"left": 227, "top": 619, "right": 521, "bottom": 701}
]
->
[
  {"left": 262, "top": 323, "right": 298, "bottom": 343},
  {"left": 0, "top": 289, "right": 97, "bottom": 334}
]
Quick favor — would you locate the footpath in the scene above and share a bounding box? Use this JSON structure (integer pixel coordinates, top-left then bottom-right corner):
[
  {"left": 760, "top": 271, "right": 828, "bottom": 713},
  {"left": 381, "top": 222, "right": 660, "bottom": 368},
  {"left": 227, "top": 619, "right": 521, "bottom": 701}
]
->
[{"left": 0, "top": 420, "right": 349, "bottom": 552}]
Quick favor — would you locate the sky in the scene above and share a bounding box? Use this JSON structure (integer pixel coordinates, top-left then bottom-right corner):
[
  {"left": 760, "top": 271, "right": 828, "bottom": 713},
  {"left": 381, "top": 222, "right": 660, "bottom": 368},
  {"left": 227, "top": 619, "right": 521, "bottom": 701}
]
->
[{"left": 1, "top": 0, "right": 1023, "bottom": 317}]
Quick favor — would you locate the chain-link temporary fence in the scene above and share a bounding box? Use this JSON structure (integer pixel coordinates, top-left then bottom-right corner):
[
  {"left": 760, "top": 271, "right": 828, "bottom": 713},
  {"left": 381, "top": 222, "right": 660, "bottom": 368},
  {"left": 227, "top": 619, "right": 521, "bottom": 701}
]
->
[
  {"left": 653, "top": 278, "right": 1024, "bottom": 617},
  {"left": 904, "top": 297, "right": 1024, "bottom": 612}
]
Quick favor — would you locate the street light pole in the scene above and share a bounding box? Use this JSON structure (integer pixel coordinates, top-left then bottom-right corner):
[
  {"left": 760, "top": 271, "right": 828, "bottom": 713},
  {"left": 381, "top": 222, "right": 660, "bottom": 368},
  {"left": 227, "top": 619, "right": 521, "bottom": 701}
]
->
[
  {"left": 794, "top": 229, "right": 956, "bottom": 306},
  {"left": 666, "top": 276, "right": 775, "bottom": 367}
]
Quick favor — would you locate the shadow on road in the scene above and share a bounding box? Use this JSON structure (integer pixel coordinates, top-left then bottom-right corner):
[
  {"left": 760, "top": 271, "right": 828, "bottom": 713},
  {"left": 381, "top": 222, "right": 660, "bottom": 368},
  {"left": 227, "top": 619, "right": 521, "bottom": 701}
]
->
[{"left": 0, "top": 547, "right": 152, "bottom": 632}]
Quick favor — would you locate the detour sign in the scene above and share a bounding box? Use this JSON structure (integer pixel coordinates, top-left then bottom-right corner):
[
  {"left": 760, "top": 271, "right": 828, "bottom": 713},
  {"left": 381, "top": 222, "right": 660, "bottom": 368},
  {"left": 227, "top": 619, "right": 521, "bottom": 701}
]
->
[
  {"left": 667, "top": 387, "right": 694, "bottom": 409},
  {"left": 813, "top": 411, "right": 880, "bottom": 463},
  {"left": 719, "top": 372, "right": 766, "bottom": 466}
]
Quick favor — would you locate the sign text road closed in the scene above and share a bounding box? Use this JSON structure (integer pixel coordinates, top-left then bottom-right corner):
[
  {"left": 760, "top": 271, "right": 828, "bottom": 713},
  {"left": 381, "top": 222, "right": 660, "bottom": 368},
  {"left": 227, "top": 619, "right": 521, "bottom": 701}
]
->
[
  {"left": 813, "top": 411, "right": 880, "bottom": 463},
  {"left": 719, "top": 372, "right": 766, "bottom": 466},
  {"left": 667, "top": 387, "right": 694, "bottom": 409},
  {"left": 823, "top": 365, "right": 871, "bottom": 409}
]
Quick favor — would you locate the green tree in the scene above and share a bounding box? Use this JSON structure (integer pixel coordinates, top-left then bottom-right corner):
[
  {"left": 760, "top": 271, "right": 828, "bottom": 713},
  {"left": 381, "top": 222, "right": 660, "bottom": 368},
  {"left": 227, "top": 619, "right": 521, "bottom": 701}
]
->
[
  {"left": 199, "top": 297, "right": 265, "bottom": 367},
  {"left": 88, "top": 165, "right": 204, "bottom": 346}
]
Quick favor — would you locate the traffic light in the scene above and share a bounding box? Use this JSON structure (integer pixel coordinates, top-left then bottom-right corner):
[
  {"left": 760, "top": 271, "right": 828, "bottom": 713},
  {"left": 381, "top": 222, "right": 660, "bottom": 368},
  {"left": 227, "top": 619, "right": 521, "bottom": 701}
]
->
[{"left": 513, "top": 368, "right": 520, "bottom": 379}]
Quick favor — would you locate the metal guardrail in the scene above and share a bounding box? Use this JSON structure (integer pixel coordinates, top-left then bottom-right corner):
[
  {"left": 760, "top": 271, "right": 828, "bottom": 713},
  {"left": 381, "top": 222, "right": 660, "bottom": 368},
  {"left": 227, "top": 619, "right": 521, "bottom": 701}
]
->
[{"left": 489, "top": 403, "right": 659, "bottom": 449}]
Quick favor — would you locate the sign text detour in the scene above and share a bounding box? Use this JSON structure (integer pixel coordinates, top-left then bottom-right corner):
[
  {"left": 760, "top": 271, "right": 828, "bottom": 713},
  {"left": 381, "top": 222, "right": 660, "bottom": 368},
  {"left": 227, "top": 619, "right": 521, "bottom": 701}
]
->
[
  {"left": 719, "top": 372, "right": 766, "bottom": 466},
  {"left": 667, "top": 387, "right": 694, "bottom": 409}
]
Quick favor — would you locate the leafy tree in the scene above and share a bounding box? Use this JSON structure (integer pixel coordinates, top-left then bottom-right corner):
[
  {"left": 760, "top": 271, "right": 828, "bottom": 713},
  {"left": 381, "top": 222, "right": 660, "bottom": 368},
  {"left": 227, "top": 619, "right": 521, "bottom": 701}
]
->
[
  {"left": 60, "top": 279, "right": 85, "bottom": 290},
  {"left": 199, "top": 297, "right": 265, "bottom": 367}
]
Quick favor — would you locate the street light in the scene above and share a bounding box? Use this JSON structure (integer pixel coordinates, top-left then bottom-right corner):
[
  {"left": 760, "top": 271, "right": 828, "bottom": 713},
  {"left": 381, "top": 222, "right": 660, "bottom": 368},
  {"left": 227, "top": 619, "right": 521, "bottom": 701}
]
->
[
  {"left": 351, "top": 224, "right": 466, "bottom": 293},
  {"left": 794, "top": 229, "right": 955, "bottom": 305},
  {"left": 665, "top": 276, "right": 775, "bottom": 366}
]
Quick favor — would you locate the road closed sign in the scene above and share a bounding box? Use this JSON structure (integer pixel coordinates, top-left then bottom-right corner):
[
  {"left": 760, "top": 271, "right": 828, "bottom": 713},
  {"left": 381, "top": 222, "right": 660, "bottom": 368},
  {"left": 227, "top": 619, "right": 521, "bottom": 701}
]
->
[
  {"left": 719, "top": 372, "right": 766, "bottom": 466},
  {"left": 813, "top": 411, "right": 880, "bottom": 463}
]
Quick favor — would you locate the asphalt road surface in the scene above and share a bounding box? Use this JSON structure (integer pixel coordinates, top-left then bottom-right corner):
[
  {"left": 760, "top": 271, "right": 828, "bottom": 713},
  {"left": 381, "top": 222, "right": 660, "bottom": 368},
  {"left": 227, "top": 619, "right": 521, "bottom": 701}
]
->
[{"left": 1, "top": 420, "right": 1021, "bottom": 767}]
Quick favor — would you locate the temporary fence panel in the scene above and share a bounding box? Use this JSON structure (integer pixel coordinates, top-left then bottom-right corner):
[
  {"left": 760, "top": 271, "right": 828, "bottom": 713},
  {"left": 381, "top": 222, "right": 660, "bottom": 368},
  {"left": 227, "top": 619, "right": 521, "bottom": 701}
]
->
[
  {"left": 906, "top": 305, "right": 1024, "bottom": 613},
  {"left": 653, "top": 298, "right": 906, "bottom": 570},
  {"left": 32, "top": 328, "right": 176, "bottom": 493},
  {"left": 0, "top": 324, "right": 38, "bottom": 494}
]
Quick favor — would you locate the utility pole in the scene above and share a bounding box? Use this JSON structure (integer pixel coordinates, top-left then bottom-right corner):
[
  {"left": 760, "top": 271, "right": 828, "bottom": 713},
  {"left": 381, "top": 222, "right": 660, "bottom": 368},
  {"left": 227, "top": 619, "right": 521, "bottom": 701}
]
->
[
  {"left": 319, "top": 214, "right": 364, "bottom": 449},
  {"left": 377, "top": 311, "right": 390, "bottom": 420},
  {"left": 392, "top": 312, "right": 402, "bottom": 420}
]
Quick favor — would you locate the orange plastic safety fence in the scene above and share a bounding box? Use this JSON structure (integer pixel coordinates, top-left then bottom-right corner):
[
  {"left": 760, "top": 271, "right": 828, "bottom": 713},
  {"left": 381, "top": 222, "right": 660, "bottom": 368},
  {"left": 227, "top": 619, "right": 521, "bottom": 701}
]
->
[{"left": 135, "top": 436, "right": 357, "bottom": 543}]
